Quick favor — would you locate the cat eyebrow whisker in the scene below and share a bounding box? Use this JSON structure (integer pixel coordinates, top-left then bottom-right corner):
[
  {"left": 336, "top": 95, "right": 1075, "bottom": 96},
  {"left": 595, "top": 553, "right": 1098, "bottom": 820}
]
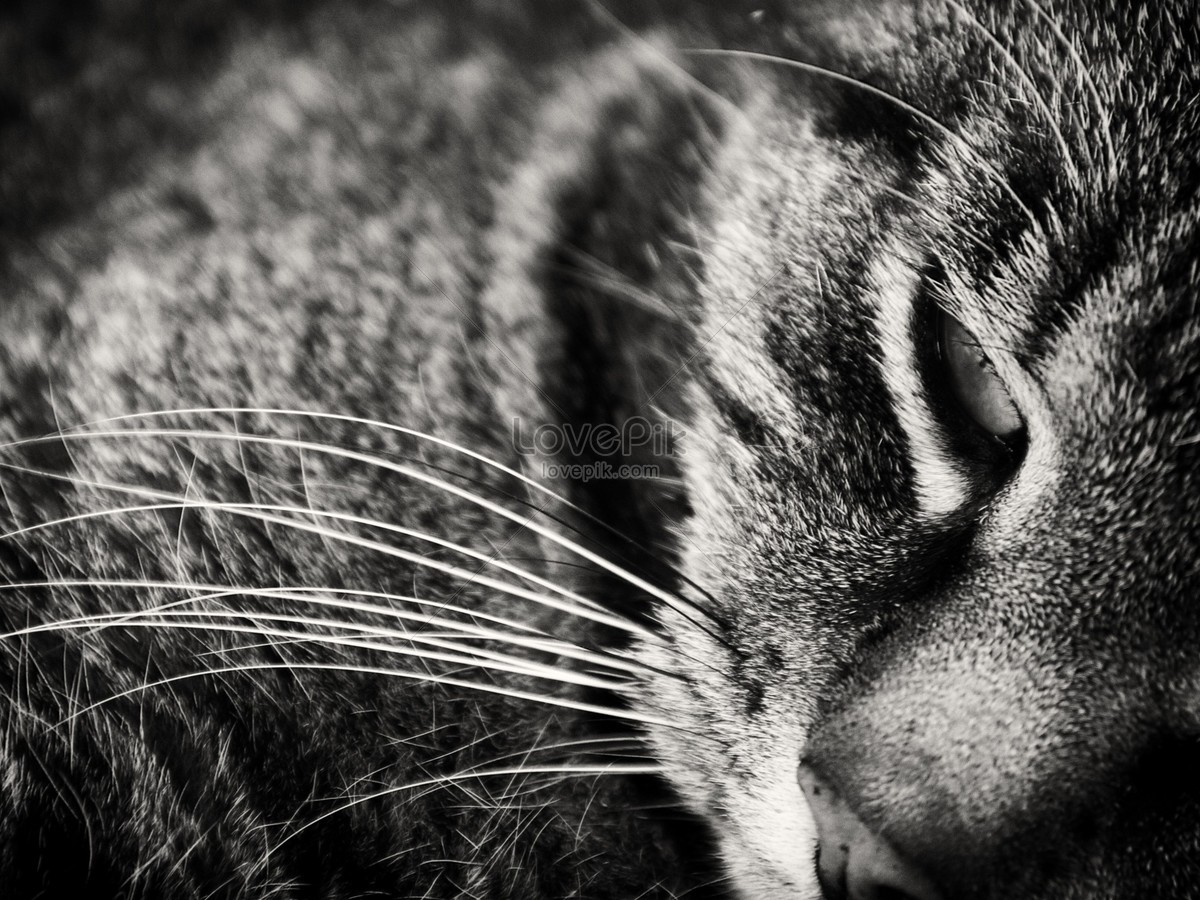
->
[
  {"left": 941, "top": 0, "right": 1083, "bottom": 195},
  {"left": 1020, "top": 0, "right": 1118, "bottom": 180},
  {"left": 684, "top": 48, "right": 1050, "bottom": 238},
  {"left": 581, "top": 0, "right": 744, "bottom": 123},
  {"left": 556, "top": 245, "right": 687, "bottom": 322}
]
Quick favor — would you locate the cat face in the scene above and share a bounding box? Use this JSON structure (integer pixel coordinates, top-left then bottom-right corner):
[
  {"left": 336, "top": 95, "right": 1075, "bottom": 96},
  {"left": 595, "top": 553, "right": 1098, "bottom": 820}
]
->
[{"left": 638, "top": 1, "right": 1200, "bottom": 896}]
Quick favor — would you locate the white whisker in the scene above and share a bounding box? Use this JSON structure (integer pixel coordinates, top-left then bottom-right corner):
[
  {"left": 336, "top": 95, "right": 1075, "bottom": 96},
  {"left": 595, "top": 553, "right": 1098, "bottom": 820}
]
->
[
  {"left": 2, "top": 405, "right": 719, "bottom": 611},
  {"left": 16, "top": 615, "right": 632, "bottom": 691},
  {"left": 53, "top": 660, "right": 688, "bottom": 731},
  {"left": 1021, "top": 0, "right": 1117, "bottom": 179},
  {"left": 273, "top": 761, "right": 666, "bottom": 850},
  {"left": 0, "top": 467, "right": 654, "bottom": 640},
  {"left": 0, "top": 426, "right": 724, "bottom": 638},
  {"left": 941, "top": 0, "right": 1081, "bottom": 195},
  {"left": 0, "top": 584, "right": 661, "bottom": 678},
  {"left": 0, "top": 577, "right": 549, "bottom": 633},
  {"left": 339, "top": 733, "right": 651, "bottom": 797},
  {"left": 684, "top": 47, "right": 1047, "bottom": 235}
]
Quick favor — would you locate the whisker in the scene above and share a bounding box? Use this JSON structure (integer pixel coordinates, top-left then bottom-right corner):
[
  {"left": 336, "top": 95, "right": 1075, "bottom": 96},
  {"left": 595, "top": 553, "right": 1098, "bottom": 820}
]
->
[
  {"left": 941, "top": 0, "right": 1082, "bottom": 195},
  {"left": 1021, "top": 0, "right": 1117, "bottom": 180},
  {"left": 0, "top": 467, "right": 654, "bottom": 640},
  {"left": 684, "top": 48, "right": 1046, "bottom": 235},
  {"left": 877, "top": 185, "right": 997, "bottom": 256},
  {"left": 0, "top": 578, "right": 551, "bottom": 637},
  {"left": 274, "top": 761, "right": 667, "bottom": 850},
  {"left": 557, "top": 246, "right": 686, "bottom": 322},
  {"left": 53, "top": 660, "right": 691, "bottom": 731},
  {"left": 340, "top": 733, "right": 652, "bottom": 797},
  {"left": 581, "top": 0, "right": 743, "bottom": 125},
  {"left": 0, "top": 426, "right": 731, "bottom": 644},
  {"left": 1, "top": 476, "right": 731, "bottom": 686},
  {"left": 3, "top": 405, "right": 727, "bottom": 614},
  {"left": 4, "top": 596, "right": 659, "bottom": 680},
  {"left": 15, "top": 615, "right": 634, "bottom": 691}
]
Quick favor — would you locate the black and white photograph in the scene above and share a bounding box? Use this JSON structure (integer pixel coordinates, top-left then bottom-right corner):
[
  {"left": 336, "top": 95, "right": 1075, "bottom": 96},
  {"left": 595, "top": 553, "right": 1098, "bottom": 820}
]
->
[{"left": 0, "top": 2, "right": 1196, "bottom": 897}]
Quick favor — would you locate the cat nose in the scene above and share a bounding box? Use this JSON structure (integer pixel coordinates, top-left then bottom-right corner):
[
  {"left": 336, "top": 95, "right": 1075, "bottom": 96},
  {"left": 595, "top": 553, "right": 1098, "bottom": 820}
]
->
[{"left": 798, "top": 762, "right": 944, "bottom": 900}]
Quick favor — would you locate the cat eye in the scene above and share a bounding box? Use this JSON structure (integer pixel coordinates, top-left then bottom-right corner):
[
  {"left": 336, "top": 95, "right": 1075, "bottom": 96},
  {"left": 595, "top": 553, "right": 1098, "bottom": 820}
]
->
[{"left": 937, "top": 310, "right": 1024, "bottom": 442}]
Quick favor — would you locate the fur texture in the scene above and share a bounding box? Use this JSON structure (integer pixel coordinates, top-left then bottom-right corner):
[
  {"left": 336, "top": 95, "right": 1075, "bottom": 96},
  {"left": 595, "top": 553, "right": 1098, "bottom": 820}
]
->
[{"left": 1, "top": 2, "right": 1197, "bottom": 898}]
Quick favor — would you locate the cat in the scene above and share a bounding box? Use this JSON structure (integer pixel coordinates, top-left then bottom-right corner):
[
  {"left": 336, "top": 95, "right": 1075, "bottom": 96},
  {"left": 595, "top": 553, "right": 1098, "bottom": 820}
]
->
[{"left": 0, "top": 0, "right": 1197, "bottom": 898}]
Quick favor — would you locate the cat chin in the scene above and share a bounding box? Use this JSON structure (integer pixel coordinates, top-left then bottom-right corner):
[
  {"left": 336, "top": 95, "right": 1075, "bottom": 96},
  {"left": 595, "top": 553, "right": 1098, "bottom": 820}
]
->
[
  {"left": 636, "top": 647, "right": 819, "bottom": 898},
  {"left": 654, "top": 732, "right": 823, "bottom": 900},
  {"left": 716, "top": 788, "right": 823, "bottom": 900}
]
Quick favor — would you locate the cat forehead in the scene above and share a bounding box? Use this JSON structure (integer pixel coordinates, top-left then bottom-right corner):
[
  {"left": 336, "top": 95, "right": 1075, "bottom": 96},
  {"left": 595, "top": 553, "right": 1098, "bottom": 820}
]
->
[
  {"left": 783, "top": 0, "right": 1200, "bottom": 152},
  {"left": 835, "top": 1, "right": 1200, "bottom": 345},
  {"left": 787, "top": 0, "right": 1200, "bottom": 53}
]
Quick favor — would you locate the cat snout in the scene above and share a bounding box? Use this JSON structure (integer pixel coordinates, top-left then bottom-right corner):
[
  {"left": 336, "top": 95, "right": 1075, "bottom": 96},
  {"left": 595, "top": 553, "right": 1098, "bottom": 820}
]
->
[{"left": 798, "top": 762, "right": 944, "bottom": 900}]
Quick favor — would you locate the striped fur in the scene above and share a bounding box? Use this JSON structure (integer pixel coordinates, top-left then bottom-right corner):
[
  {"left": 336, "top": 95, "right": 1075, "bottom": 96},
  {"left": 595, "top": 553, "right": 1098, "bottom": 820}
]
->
[{"left": 0, "top": 1, "right": 1196, "bottom": 898}]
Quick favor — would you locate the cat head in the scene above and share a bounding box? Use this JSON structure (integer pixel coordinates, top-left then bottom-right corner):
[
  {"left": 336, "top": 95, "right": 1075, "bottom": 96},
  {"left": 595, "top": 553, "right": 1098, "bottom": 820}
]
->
[{"left": 619, "top": 1, "right": 1200, "bottom": 896}]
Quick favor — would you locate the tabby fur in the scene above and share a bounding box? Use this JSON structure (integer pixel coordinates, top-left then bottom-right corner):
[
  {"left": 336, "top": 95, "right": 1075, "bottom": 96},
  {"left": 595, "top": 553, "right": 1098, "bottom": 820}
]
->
[{"left": 0, "top": 1, "right": 1197, "bottom": 898}]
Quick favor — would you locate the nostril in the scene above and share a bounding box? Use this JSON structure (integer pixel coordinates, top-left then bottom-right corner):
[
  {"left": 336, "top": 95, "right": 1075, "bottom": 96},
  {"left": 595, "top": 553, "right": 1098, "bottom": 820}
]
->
[{"left": 798, "top": 762, "right": 945, "bottom": 900}]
